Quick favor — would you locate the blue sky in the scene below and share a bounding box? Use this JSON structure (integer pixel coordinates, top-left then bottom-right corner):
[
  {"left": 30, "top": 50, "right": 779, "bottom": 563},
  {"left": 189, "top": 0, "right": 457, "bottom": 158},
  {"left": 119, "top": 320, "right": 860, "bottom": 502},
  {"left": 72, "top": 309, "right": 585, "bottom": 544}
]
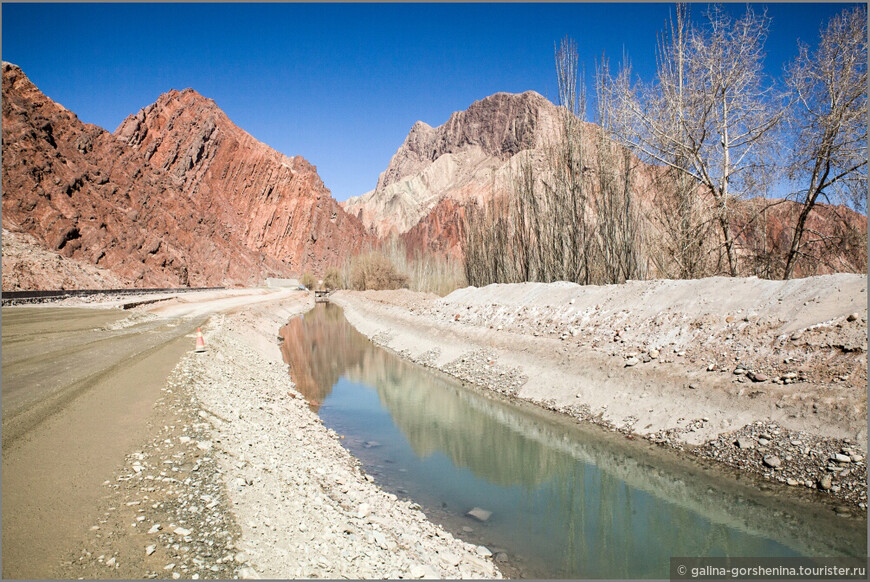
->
[{"left": 1, "top": 2, "right": 858, "bottom": 202}]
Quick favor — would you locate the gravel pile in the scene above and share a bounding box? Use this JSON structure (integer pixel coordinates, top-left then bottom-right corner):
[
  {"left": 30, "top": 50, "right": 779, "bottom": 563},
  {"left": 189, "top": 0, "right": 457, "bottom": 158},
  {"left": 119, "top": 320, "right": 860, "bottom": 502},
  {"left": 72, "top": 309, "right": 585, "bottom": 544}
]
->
[
  {"left": 697, "top": 422, "right": 867, "bottom": 510},
  {"left": 419, "top": 291, "right": 867, "bottom": 392},
  {"left": 386, "top": 342, "right": 527, "bottom": 396}
]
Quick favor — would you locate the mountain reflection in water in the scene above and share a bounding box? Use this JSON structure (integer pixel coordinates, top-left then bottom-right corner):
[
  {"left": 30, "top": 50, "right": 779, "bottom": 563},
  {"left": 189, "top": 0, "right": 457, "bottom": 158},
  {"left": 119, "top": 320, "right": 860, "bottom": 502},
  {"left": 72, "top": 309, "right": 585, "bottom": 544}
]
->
[{"left": 279, "top": 303, "right": 867, "bottom": 579}]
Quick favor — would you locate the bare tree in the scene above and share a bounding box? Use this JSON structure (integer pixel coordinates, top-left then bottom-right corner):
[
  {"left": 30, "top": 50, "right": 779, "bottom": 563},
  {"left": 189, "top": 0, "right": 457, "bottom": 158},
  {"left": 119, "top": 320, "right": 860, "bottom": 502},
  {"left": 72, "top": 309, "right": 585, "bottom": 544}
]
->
[
  {"left": 603, "top": 4, "right": 785, "bottom": 276},
  {"left": 464, "top": 37, "right": 647, "bottom": 287},
  {"left": 595, "top": 57, "right": 646, "bottom": 283},
  {"left": 782, "top": 5, "right": 868, "bottom": 279}
]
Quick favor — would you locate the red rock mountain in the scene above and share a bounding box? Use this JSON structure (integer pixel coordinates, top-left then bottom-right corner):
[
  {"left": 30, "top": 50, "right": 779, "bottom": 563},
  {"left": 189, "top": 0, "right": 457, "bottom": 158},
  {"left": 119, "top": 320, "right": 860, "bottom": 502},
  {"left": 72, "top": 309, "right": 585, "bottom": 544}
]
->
[{"left": 1, "top": 62, "right": 370, "bottom": 289}]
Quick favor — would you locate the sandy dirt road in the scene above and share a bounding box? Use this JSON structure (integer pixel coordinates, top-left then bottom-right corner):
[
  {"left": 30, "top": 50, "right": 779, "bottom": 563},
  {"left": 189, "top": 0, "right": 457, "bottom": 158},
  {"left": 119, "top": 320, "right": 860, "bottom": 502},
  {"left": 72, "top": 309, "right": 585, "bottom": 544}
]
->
[{"left": 0, "top": 287, "right": 301, "bottom": 579}]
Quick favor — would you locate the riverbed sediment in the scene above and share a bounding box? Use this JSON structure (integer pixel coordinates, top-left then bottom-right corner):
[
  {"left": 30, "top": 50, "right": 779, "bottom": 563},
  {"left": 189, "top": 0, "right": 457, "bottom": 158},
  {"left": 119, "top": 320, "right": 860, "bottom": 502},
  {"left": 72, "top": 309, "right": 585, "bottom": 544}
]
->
[{"left": 331, "top": 275, "right": 868, "bottom": 513}]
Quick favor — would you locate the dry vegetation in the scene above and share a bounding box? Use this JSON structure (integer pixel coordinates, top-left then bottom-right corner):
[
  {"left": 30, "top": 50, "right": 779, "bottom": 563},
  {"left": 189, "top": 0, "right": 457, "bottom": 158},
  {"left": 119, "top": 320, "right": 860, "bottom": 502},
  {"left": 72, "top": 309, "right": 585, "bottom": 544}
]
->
[{"left": 329, "top": 238, "right": 466, "bottom": 295}]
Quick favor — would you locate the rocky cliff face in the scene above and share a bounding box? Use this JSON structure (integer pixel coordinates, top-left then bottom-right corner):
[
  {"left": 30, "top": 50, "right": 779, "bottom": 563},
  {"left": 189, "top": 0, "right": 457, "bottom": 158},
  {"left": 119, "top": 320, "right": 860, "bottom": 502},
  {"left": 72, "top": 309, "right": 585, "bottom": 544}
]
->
[
  {"left": 114, "top": 89, "right": 369, "bottom": 275},
  {"left": 1, "top": 62, "right": 370, "bottom": 289},
  {"left": 399, "top": 198, "right": 467, "bottom": 260},
  {"left": 342, "top": 91, "right": 565, "bottom": 237}
]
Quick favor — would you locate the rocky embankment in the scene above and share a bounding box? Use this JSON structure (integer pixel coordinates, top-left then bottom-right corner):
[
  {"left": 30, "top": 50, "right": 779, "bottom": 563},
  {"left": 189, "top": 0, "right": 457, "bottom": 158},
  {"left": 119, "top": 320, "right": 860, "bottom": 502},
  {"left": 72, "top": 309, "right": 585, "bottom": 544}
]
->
[
  {"left": 61, "top": 297, "right": 500, "bottom": 579},
  {"left": 331, "top": 275, "right": 868, "bottom": 512}
]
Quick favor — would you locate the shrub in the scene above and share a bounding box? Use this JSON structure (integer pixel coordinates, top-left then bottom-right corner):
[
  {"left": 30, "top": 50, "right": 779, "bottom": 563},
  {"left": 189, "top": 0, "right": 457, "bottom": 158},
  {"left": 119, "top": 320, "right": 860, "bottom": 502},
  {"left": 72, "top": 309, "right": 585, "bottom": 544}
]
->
[
  {"left": 300, "top": 272, "right": 317, "bottom": 290},
  {"left": 323, "top": 267, "right": 342, "bottom": 290},
  {"left": 350, "top": 252, "right": 409, "bottom": 291}
]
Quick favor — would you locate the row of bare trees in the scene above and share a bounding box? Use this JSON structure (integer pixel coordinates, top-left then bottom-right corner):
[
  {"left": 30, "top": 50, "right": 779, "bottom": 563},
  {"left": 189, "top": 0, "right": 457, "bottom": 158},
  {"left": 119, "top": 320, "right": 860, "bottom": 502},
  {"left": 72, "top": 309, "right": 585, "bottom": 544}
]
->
[
  {"left": 464, "top": 4, "right": 866, "bottom": 286},
  {"left": 464, "top": 39, "right": 646, "bottom": 287}
]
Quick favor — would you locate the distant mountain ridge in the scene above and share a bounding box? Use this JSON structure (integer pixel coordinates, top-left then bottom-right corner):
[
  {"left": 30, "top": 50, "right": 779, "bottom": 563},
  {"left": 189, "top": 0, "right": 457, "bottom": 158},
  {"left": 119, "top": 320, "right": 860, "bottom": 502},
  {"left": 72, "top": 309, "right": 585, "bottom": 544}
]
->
[
  {"left": 3, "top": 63, "right": 863, "bottom": 289},
  {"left": 1, "top": 62, "right": 370, "bottom": 289}
]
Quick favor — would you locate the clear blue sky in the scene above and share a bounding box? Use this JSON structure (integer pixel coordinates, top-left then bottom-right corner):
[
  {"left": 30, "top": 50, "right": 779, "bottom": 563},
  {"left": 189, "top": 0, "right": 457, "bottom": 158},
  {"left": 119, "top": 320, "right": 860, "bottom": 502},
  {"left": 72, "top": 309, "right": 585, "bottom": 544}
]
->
[{"left": 1, "top": 2, "right": 857, "bottom": 201}]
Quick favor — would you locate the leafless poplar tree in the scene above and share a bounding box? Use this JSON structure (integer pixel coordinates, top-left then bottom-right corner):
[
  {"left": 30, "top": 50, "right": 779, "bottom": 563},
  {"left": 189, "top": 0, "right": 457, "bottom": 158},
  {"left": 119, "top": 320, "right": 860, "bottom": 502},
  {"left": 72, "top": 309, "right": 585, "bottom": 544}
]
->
[
  {"left": 782, "top": 5, "right": 868, "bottom": 279},
  {"left": 602, "top": 4, "right": 784, "bottom": 276},
  {"left": 595, "top": 57, "right": 645, "bottom": 283}
]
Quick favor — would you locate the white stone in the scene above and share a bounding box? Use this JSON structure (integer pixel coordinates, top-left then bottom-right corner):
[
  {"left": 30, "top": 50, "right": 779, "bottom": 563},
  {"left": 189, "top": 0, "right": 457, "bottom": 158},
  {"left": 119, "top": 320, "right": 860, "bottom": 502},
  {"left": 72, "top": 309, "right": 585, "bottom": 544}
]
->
[
  {"left": 440, "top": 552, "right": 461, "bottom": 566},
  {"left": 466, "top": 507, "right": 492, "bottom": 522},
  {"left": 373, "top": 531, "right": 388, "bottom": 549},
  {"left": 173, "top": 527, "right": 192, "bottom": 537},
  {"left": 409, "top": 565, "right": 427, "bottom": 578}
]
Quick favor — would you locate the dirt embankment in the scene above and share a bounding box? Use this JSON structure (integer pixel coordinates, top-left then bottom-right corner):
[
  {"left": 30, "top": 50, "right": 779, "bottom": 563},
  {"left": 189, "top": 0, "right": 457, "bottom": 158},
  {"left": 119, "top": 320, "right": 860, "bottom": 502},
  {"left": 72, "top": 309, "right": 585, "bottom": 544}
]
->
[
  {"left": 60, "top": 295, "right": 501, "bottom": 580},
  {"left": 331, "top": 274, "right": 868, "bottom": 510}
]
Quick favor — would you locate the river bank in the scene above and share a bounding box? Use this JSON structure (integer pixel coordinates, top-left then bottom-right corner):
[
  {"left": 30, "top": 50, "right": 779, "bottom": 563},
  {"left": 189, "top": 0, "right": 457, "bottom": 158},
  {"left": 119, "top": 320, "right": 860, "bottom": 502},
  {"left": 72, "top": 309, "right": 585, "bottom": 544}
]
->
[
  {"left": 331, "top": 275, "right": 868, "bottom": 513},
  {"left": 58, "top": 293, "right": 501, "bottom": 579}
]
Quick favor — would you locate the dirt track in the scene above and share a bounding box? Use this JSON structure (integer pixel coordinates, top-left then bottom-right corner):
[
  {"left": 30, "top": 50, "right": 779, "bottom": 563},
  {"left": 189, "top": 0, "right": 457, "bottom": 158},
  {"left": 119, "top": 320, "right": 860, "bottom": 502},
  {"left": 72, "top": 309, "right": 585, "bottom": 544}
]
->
[{"left": 0, "top": 287, "right": 300, "bottom": 579}]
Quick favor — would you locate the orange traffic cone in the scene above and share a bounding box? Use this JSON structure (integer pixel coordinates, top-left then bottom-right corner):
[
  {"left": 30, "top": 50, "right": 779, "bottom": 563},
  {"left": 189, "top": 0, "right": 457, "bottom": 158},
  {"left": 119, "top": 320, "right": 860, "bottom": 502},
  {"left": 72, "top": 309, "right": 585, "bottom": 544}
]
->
[{"left": 195, "top": 328, "right": 206, "bottom": 353}]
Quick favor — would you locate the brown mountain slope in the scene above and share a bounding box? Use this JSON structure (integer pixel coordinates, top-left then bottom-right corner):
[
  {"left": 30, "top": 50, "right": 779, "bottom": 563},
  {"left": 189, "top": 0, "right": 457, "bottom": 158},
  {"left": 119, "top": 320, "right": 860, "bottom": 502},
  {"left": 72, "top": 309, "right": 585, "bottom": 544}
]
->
[
  {"left": 1, "top": 62, "right": 369, "bottom": 290},
  {"left": 1, "top": 228, "right": 130, "bottom": 290},
  {"left": 114, "top": 88, "right": 369, "bottom": 273}
]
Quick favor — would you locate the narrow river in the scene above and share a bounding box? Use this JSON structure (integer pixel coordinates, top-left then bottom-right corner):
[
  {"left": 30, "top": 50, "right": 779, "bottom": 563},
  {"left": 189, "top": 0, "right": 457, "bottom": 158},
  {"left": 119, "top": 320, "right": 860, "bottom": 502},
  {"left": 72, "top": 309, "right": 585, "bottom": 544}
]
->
[{"left": 279, "top": 303, "right": 866, "bottom": 579}]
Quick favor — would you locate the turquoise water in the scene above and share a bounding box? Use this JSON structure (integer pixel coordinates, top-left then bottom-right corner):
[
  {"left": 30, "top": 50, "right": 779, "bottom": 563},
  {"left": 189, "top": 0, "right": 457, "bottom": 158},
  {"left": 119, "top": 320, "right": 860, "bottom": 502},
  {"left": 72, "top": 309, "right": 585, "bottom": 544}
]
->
[{"left": 280, "top": 303, "right": 866, "bottom": 579}]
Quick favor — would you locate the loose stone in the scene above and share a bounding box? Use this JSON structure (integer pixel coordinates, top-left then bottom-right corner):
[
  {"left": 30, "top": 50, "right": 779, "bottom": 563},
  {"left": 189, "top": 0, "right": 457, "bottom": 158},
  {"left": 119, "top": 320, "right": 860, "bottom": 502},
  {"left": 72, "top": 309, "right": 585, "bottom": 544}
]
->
[
  {"left": 736, "top": 437, "right": 755, "bottom": 450},
  {"left": 762, "top": 455, "right": 781, "bottom": 468},
  {"left": 466, "top": 507, "right": 492, "bottom": 522}
]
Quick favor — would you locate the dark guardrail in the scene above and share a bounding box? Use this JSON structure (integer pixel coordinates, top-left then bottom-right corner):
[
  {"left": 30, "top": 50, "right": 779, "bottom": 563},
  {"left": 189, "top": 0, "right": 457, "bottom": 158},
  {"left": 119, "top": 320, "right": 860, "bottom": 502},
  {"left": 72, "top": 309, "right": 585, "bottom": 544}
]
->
[{"left": 1, "top": 286, "right": 226, "bottom": 306}]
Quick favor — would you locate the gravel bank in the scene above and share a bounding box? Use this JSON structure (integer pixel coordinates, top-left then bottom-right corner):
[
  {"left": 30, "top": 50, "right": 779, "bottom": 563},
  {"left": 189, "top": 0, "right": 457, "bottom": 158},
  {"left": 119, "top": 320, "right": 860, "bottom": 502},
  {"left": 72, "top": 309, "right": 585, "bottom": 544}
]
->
[
  {"left": 331, "top": 275, "right": 867, "bottom": 512},
  {"left": 62, "top": 296, "right": 501, "bottom": 579}
]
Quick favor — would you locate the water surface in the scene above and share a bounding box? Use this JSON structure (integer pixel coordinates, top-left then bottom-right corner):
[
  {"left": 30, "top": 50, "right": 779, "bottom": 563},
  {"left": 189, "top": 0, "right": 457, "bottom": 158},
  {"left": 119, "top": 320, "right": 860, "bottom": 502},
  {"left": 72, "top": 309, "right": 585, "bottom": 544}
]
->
[{"left": 280, "top": 303, "right": 866, "bottom": 578}]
